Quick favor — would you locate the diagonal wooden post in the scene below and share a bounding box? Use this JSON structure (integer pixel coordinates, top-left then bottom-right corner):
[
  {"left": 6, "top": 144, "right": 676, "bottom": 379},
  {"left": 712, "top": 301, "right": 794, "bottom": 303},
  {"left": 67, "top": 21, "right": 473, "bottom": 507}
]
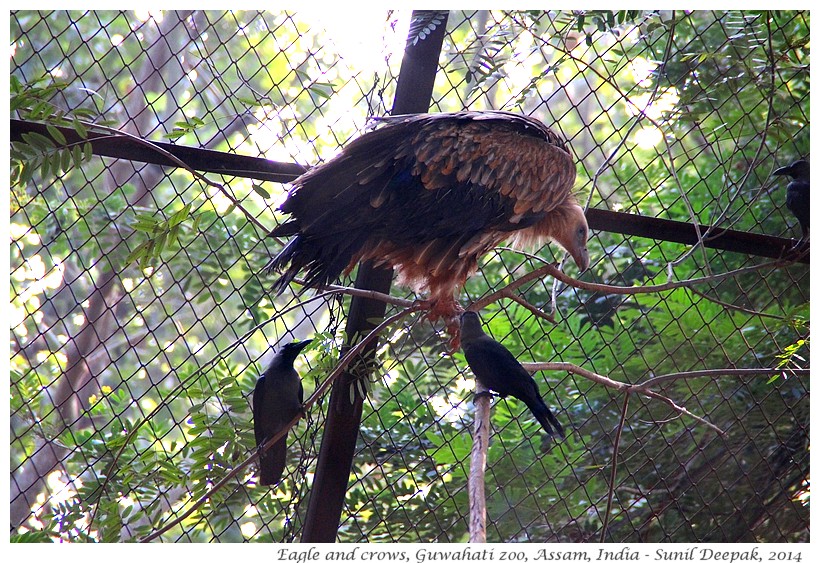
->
[{"left": 300, "top": 11, "right": 450, "bottom": 542}]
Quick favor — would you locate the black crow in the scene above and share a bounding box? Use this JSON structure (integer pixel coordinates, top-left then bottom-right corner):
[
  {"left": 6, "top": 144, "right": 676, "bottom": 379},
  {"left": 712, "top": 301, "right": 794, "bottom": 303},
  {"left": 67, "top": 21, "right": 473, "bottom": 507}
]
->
[
  {"left": 773, "top": 159, "right": 810, "bottom": 241},
  {"left": 460, "top": 311, "right": 564, "bottom": 438},
  {"left": 252, "top": 340, "right": 311, "bottom": 485}
]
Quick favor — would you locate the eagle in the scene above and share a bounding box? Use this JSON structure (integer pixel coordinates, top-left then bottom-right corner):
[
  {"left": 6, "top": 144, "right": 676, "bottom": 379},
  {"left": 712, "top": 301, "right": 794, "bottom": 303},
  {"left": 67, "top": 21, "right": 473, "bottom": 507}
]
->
[{"left": 265, "top": 111, "right": 589, "bottom": 327}]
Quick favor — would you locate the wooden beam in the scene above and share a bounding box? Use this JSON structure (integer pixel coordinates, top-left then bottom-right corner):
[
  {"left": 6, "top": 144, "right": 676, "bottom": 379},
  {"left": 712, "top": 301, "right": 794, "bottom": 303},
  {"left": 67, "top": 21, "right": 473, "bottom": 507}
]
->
[
  {"left": 586, "top": 208, "right": 807, "bottom": 264},
  {"left": 12, "top": 119, "right": 805, "bottom": 264},
  {"left": 300, "top": 10, "right": 451, "bottom": 542}
]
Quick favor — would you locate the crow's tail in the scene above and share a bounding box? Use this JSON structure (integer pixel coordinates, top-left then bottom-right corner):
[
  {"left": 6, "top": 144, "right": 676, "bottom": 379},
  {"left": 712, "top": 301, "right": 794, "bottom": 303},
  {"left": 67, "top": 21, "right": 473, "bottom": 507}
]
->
[
  {"left": 524, "top": 395, "right": 565, "bottom": 439},
  {"left": 258, "top": 435, "right": 287, "bottom": 486}
]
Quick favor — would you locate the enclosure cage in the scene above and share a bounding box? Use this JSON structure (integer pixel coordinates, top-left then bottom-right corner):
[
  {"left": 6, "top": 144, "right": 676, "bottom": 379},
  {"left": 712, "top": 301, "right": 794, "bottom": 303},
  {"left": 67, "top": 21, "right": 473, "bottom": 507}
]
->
[{"left": 10, "top": 10, "right": 810, "bottom": 543}]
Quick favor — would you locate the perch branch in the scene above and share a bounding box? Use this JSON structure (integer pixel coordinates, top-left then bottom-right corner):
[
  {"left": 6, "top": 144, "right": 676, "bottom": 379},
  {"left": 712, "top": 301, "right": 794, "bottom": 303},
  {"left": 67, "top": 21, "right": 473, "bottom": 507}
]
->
[
  {"left": 524, "top": 361, "right": 723, "bottom": 434},
  {"left": 526, "top": 363, "right": 807, "bottom": 434},
  {"left": 322, "top": 282, "right": 416, "bottom": 308},
  {"left": 472, "top": 255, "right": 802, "bottom": 316},
  {"left": 632, "top": 367, "right": 809, "bottom": 391},
  {"left": 280, "top": 248, "right": 800, "bottom": 327},
  {"left": 503, "top": 290, "right": 556, "bottom": 324},
  {"left": 468, "top": 381, "right": 491, "bottom": 543}
]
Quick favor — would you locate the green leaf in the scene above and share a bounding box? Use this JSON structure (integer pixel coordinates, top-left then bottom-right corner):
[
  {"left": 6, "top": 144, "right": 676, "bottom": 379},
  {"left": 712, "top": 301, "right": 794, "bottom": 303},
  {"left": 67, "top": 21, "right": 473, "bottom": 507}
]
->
[
  {"left": 168, "top": 203, "right": 191, "bottom": 227},
  {"left": 133, "top": 216, "right": 160, "bottom": 232},
  {"left": 165, "top": 129, "right": 187, "bottom": 140},
  {"left": 46, "top": 124, "right": 67, "bottom": 145},
  {"left": 10, "top": 74, "right": 22, "bottom": 93},
  {"left": 10, "top": 530, "right": 52, "bottom": 543},
  {"left": 60, "top": 148, "right": 72, "bottom": 173},
  {"left": 22, "top": 131, "right": 56, "bottom": 150},
  {"left": 39, "top": 154, "right": 50, "bottom": 178},
  {"left": 72, "top": 117, "right": 88, "bottom": 139},
  {"left": 252, "top": 184, "right": 271, "bottom": 199},
  {"left": 125, "top": 240, "right": 151, "bottom": 264},
  {"left": 73, "top": 107, "right": 97, "bottom": 119},
  {"left": 72, "top": 145, "right": 83, "bottom": 167},
  {"left": 12, "top": 140, "right": 38, "bottom": 158},
  {"left": 50, "top": 151, "right": 62, "bottom": 175}
]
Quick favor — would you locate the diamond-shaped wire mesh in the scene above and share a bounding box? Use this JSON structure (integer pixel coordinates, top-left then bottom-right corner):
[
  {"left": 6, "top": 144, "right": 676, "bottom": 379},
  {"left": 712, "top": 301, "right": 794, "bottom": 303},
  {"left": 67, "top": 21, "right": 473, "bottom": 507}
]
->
[{"left": 10, "top": 10, "right": 809, "bottom": 543}]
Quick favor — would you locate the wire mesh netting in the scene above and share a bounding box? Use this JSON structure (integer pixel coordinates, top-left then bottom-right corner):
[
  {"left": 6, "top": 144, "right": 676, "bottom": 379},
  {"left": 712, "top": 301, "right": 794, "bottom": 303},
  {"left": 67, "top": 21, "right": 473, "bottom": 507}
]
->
[{"left": 10, "top": 10, "right": 809, "bottom": 543}]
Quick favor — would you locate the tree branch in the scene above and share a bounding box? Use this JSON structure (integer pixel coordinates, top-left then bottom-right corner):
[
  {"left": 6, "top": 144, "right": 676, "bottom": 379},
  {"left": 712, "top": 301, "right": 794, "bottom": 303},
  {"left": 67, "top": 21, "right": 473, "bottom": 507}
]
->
[
  {"left": 524, "top": 361, "right": 723, "bottom": 434},
  {"left": 600, "top": 393, "right": 631, "bottom": 542},
  {"left": 468, "top": 382, "right": 490, "bottom": 543},
  {"left": 471, "top": 254, "right": 803, "bottom": 316},
  {"left": 688, "top": 287, "right": 785, "bottom": 320},
  {"left": 632, "top": 367, "right": 809, "bottom": 391},
  {"left": 322, "top": 282, "right": 415, "bottom": 308},
  {"left": 526, "top": 362, "right": 808, "bottom": 436},
  {"left": 502, "top": 289, "right": 556, "bottom": 324}
]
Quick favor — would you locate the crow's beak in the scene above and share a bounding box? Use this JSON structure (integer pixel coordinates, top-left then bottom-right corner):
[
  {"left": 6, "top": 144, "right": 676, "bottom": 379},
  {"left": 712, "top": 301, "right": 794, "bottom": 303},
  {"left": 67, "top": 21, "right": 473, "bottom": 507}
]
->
[
  {"left": 291, "top": 339, "right": 312, "bottom": 353},
  {"left": 773, "top": 164, "right": 792, "bottom": 177}
]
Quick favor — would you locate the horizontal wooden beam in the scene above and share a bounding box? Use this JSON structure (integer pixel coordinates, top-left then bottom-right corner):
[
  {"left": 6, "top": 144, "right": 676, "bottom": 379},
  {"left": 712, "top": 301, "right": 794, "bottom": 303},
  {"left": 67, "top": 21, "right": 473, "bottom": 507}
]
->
[
  {"left": 10, "top": 118, "right": 307, "bottom": 183},
  {"left": 586, "top": 208, "right": 807, "bottom": 263},
  {"left": 11, "top": 118, "right": 808, "bottom": 264}
]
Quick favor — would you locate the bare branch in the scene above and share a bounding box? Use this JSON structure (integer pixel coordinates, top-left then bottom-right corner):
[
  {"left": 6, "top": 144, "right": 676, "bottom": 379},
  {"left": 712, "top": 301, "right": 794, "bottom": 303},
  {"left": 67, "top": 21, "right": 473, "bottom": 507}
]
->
[
  {"left": 469, "top": 382, "right": 491, "bottom": 543},
  {"left": 482, "top": 287, "right": 556, "bottom": 324},
  {"left": 636, "top": 388, "right": 723, "bottom": 434},
  {"left": 526, "top": 361, "right": 627, "bottom": 392},
  {"left": 600, "top": 393, "right": 631, "bottom": 543},
  {"left": 323, "top": 282, "right": 416, "bottom": 308},
  {"left": 688, "top": 287, "right": 785, "bottom": 320},
  {"left": 633, "top": 367, "right": 808, "bottom": 391},
  {"left": 475, "top": 254, "right": 802, "bottom": 310},
  {"left": 524, "top": 361, "right": 724, "bottom": 434}
]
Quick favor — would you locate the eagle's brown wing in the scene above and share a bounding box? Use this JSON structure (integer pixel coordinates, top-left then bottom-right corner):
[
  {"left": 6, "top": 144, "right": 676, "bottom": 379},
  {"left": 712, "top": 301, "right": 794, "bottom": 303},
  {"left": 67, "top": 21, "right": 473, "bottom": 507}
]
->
[{"left": 266, "top": 111, "right": 581, "bottom": 299}]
